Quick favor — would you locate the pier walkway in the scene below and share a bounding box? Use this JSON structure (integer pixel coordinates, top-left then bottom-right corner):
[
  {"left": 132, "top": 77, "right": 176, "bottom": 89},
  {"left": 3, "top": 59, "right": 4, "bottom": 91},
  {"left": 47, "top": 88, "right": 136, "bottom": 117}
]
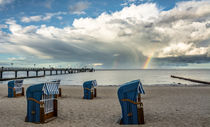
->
[{"left": 0, "top": 67, "right": 95, "bottom": 81}]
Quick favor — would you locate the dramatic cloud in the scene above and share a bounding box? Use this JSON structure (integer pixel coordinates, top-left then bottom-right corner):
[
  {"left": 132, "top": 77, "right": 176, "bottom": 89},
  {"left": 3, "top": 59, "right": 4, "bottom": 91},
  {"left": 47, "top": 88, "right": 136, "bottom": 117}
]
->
[
  {"left": 0, "top": 1, "right": 210, "bottom": 68},
  {"left": 69, "top": 1, "right": 90, "bottom": 15}
]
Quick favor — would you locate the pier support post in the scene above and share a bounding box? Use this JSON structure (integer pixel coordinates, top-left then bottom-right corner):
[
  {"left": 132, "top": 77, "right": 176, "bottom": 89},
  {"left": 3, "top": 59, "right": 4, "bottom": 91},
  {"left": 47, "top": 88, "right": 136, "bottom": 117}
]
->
[
  {"left": 36, "top": 71, "right": 38, "bottom": 77},
  {"left": 44, "top": 70, "right": 45, "bottom": 76},
  {"left": 61, "top": 70, "right": 62, "bottom": 74},
  {"left": 50, "top": 70, "right": 52, "bottom": 75},
  {"left": 15, "top": 71, "right": 18, "bottom": 78},
  {"left": 56, "top": 70, "right": 58, "bottom": 75},
  {"left": 0, "top": 71, "right": 2, "bottom": 79},
  {"left": 27, "top": 71, "right": 29, "bottom": 77}
]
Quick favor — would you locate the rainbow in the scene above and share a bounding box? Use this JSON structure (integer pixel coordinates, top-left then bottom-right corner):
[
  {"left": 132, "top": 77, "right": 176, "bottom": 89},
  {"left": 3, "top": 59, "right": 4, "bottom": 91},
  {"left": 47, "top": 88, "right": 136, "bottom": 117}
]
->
[{"left": 143, "top": 56, "right": 152, "bottom": 69}]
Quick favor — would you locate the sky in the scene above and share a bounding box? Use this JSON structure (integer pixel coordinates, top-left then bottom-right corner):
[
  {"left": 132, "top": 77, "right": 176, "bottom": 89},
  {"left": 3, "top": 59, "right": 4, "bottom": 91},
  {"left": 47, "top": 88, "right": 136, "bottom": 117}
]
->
[{"left": 0, "top": 0, "right": 210, "bottom": 69}]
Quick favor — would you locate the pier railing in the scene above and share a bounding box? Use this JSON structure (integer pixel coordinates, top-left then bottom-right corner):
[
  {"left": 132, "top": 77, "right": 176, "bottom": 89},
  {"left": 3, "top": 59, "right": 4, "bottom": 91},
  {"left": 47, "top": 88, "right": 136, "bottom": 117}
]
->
[{"left": 0, "top": 67, "right": 95, "bottom": 81}]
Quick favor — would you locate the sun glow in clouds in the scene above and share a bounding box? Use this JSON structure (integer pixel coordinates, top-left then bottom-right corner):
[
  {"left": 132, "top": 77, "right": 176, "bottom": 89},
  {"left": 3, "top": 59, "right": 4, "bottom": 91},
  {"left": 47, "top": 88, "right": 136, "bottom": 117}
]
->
[{"left": 143, "top": 56, "right": 152, "bottom": 69}]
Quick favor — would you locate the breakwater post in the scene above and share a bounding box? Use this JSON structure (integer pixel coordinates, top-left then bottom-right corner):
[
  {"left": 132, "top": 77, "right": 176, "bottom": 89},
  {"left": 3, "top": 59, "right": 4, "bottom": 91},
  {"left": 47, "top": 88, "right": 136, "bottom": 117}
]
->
[{"left": 171, "top": 75, "right": 210, "bottom": 85}]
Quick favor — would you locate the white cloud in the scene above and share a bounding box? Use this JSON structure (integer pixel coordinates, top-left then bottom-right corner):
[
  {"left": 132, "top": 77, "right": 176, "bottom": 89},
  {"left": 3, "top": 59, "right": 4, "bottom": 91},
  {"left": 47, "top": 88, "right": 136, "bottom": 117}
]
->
[
  {"left": 21, "top": 12, "right": 67, "bottom": 23},
  {"left": 69, "top": 1, "right": 90, "bottom": 15},
  {"left": 21, "top": 16, "right": 42, "bottom": 23},
  {"left": 92, "top": 63, "right": 103, "bottom": 66},
  {"left": 0, "top": 24, "right": 7, "bottom": 29},
  {"left": 8, "top": 57, "right": 26, "bottom": 61},
  {"left": 0, "top": 0, "right": 13, "bottom": 6},
  {"left": 113, "top": 54, "right": 120, "bottom": 57},
  {"left": 56, "top": 16, "right": 63, "bottom": 20}
]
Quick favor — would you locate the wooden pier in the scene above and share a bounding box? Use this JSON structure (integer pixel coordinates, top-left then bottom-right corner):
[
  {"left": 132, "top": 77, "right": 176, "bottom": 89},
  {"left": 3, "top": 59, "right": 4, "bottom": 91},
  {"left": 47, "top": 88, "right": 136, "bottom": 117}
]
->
[{"left": 0, "top": 67, "right": 95, "bottom": 81}]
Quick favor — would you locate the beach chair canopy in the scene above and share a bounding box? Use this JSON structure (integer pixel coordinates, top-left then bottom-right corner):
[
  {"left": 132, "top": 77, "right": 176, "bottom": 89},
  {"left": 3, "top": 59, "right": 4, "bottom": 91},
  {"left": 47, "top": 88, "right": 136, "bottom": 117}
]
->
[
  {"left": 14, "top": 80, "right": 24, "bottom": 87},
  {"left": 83, "top": 80, "right": 97, "bottom": 88},
  {"left": 43, "top": 82, "right": 59, "bottom": 95},
  {"left": 27, "top": 82, "right": 59, "bottom": 99},
  {"left": 8, "top": 79, "right": 23, "bottom": 88},
  {"left": 51, "top": 80, "right": 61, "bottom": 86}
]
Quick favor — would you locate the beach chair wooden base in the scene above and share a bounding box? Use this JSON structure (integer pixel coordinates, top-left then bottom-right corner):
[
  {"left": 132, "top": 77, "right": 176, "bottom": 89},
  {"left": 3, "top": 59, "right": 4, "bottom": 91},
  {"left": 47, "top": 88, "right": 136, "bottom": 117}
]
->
[
  {"left": 94, "top": 88, "right": 97, "bottom": 97},
  {"left": 59, "top": 88, "right": 61, "bottom": 97},
  {"left": 120, "top": 93, "right": 144, "bottom": 125},
  {"left": 40, "top": 99, "right": 58, "bottom": 123},
  {"left": 137, "top": 103, "right": 144, "bottom": 124},
  {"left": 119, "top": 105, "right": 144, "bottom": 125},
  {"left": 25, "top": 97, "right": 57, "bottom": 124},
  {"left": 91, "top": 91, "right": 94, "bottom": 99},
  {"left": 137, "top": 93, "right": 144, "bottom": 124}
]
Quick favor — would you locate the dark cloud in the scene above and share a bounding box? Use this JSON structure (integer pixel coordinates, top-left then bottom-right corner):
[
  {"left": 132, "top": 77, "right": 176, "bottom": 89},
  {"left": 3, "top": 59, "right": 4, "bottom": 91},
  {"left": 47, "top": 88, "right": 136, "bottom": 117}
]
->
[
  {"left": 22, "top": 38, "right": 147, "bottom": 68},
  {"left": 153, "top": 54, "right": 210, "bottom": 67}
]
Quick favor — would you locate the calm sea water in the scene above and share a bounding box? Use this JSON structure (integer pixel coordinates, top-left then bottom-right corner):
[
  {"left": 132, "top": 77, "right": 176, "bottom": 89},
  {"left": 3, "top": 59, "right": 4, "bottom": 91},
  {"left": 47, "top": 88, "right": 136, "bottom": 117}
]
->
[{"left": 0, "top": 69, "right": 210, "bottom": 86}]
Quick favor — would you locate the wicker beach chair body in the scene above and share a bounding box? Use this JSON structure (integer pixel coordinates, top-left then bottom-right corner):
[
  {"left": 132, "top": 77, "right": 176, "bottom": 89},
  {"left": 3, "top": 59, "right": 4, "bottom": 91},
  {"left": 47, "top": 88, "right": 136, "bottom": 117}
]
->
[
  {"left": 25, "top": 82, "right": 59, "bottom": 123},
  {"left": 118, "top": 80, "right": 145, "bottom": 124},
  {"left": 26, "top": 84, "right": 44, "bottom": 123},
  {"left": 83, "top": 80, "right": 97, "bottom": 99},
  {"left": 8, "top": 80, "right": 24, "bottom": 98}
]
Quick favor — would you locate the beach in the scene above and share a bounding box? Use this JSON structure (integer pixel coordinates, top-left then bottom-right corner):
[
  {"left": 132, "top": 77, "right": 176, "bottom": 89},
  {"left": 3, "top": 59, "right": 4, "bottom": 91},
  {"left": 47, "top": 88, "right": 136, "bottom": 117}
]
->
[{"left": 0, "top": 85, "right": 210, "bottom": 127}]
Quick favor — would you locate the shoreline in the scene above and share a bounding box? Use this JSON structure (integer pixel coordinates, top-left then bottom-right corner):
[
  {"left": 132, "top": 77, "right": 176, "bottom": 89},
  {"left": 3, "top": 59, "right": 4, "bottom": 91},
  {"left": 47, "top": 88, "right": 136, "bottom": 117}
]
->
[{"left": 0, "top": 85, "right": 210, "bottom": 126}]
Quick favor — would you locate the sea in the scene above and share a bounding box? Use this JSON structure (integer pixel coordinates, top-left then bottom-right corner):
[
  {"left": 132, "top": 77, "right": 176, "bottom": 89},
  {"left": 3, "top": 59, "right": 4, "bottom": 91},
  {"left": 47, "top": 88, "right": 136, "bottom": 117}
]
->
[{"left": 0, "top": 69, "right": 210, "bottom": 86}]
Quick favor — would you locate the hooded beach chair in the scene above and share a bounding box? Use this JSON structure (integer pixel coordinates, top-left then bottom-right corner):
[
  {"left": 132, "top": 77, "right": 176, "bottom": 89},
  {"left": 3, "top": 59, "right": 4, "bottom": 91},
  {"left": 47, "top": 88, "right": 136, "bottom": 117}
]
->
[
  {"left": 83, "top": 80, "right": 97, "bottom": 99},
  {"left": 25, "top": 81, "right": 59, "bottom": 123},
  {"left": 118, "top": 80, "right": 145, "bottom": 124},
  {"left": 52, "top": 80, "right": 61, "bottom": 97},
  {"left": 8, "top": 79, "right": 24, "bottom": 98}
]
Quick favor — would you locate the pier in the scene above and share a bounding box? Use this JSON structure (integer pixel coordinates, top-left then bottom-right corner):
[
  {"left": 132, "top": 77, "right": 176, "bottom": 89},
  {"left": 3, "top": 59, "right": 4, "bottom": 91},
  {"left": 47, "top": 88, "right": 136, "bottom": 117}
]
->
[{"left": 0, "top": 67, "right": 95, "bottom": 81}]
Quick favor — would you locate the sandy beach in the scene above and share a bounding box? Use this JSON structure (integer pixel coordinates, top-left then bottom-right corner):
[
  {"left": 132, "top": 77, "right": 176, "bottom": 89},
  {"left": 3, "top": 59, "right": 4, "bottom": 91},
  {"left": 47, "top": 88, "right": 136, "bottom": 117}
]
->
[{"left": 0, "top": 85, "right": 210, "bottom": 127}]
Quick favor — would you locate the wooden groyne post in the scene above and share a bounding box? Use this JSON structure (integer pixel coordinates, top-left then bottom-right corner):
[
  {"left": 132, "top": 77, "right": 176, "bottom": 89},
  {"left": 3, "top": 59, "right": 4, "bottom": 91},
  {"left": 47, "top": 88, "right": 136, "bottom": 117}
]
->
[{"left": 171, "top": 75, "right": 210, "bottom": 85}]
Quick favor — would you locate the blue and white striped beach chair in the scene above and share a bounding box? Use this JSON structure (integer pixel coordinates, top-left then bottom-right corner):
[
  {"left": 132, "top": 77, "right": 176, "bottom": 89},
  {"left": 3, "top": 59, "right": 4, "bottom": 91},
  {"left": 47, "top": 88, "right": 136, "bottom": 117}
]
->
[
  {"left": 83, "top": 80, "right": 97, "bottom": 99},
  {"left": 8, "top": 79, "right": 24, "bottom": 98},
  {"left": 25, "top": 81, "right": 59, "bottom": 123},
  {"left": 118, "top": 79, "right": 145, "bottom": 124}
]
